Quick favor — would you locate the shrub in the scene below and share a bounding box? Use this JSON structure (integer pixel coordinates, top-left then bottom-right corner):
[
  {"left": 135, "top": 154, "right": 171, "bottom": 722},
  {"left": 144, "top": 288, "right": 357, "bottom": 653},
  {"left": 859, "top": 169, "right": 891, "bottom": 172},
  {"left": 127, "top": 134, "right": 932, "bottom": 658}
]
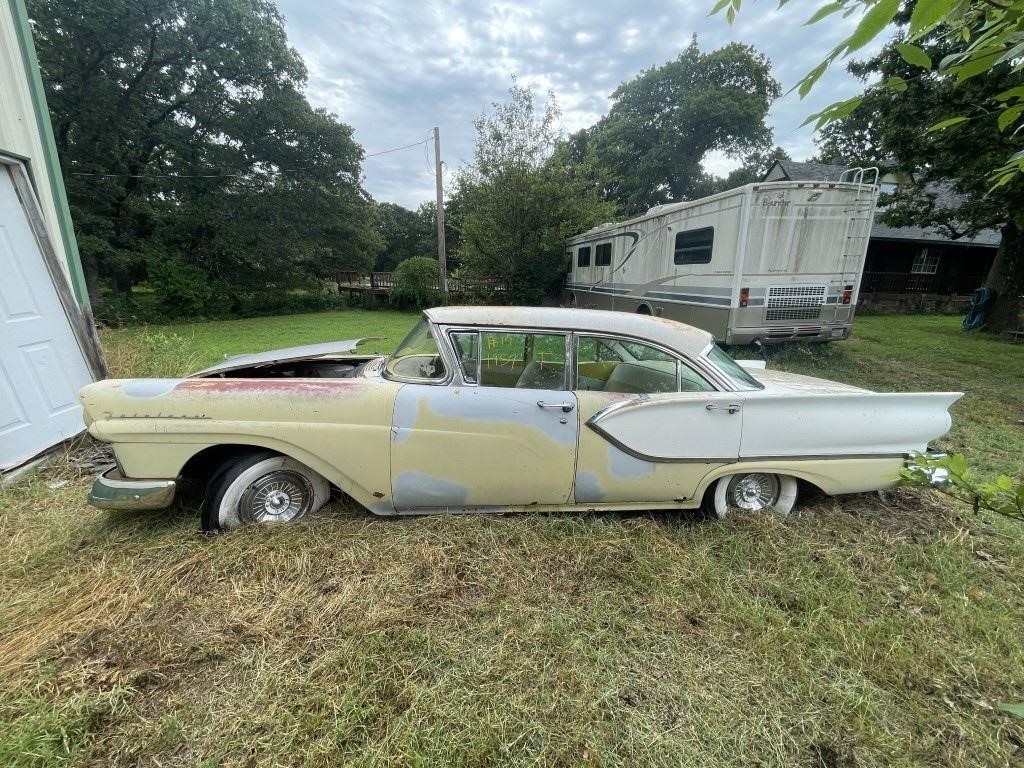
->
[
  {"left": 389, "top": 257, "right": 440, "bottom": 309},
  {"left": 147, "top": 257, "right": 213, "bottom": 318}
]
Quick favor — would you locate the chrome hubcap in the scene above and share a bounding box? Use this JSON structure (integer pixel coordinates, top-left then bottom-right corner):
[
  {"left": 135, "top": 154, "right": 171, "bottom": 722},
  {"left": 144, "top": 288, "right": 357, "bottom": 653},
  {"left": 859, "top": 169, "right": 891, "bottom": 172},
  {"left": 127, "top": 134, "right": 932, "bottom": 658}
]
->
[
  {"left": 238, "top": 471, "right": 314, "bottom": 524},
  {"left": 726, "top": 473, "right": 780, "bottom": 512}
]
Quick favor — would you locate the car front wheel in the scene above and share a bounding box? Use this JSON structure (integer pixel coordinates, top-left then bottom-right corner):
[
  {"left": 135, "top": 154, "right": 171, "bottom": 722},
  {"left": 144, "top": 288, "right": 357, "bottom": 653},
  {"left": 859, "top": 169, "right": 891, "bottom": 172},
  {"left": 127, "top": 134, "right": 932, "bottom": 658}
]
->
[
  {"left": 202, "top": 452, "right": 330, "bottom": 532},
  {"left": 703, "top": 472, "right": 797, "bottom": 520}
]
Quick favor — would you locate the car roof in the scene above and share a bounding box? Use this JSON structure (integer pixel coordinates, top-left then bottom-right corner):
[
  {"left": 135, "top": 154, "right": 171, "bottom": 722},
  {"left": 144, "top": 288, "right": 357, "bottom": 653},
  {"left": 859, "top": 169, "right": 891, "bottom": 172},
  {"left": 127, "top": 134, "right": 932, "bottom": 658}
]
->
[{"left": 423, "top": 306, "right": 714, "bottom": 358}]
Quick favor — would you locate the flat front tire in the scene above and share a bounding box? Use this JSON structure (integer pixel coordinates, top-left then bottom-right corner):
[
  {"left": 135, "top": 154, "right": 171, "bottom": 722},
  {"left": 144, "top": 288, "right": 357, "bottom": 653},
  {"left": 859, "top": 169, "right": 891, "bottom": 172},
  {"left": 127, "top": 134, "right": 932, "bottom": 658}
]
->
[
  {"left": 703, "top": 472, "right": 797, "bottom": 520},
  {"left": 202, "top": 452, "right": 330, "bottom": 532}
]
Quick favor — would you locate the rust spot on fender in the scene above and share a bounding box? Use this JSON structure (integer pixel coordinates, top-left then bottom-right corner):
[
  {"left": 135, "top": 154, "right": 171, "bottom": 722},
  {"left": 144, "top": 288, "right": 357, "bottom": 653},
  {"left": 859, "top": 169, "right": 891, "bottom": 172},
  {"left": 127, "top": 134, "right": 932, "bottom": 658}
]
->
[
  {"left": 174, "top": 379, "right": 365, "bottom": 396},
  {"left": 373, "top": 491, "right": 385, "bottom": 498}
]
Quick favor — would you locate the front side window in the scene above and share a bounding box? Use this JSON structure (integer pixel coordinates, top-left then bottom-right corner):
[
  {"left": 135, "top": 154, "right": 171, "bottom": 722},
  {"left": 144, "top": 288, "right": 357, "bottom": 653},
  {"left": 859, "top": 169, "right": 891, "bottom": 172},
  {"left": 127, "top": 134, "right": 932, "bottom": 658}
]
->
[
  {"left": 479, "top": 331, "right": 567, "bottom": 390},
  {"left": 385, "top": 318, "right": 447, "bottom": 381},
  {"left": 595, "top": 243, "right": 612, "bottom": 267},
  {"left": 450, "top": 331, "right": 479, "bottom": 383},
  {"left": 577, "top": 246, "right": 591, "bottom": 267},
  {"left": 673, "top": 227, "right": 714, "bottom": 265}
]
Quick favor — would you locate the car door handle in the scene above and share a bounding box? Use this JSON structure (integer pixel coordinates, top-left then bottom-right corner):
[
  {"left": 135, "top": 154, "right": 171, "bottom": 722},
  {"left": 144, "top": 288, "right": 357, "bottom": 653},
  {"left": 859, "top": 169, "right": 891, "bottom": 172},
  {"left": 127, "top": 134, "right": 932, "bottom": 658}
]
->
[
  {"left": 706, "top": 403, "right": 741, "bottom": 414},
  {"left": 537, "top": 401, "right": 575, "bottom": 413}
]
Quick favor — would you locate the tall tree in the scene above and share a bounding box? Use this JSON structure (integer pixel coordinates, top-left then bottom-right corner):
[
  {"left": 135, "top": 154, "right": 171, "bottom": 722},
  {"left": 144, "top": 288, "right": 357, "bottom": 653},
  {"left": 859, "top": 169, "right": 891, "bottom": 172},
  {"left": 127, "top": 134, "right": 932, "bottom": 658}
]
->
[
  {"left": 456, "top": 82, "right": 614, "bottom": 304},
  {"left": 716, "top": 0, "right": 1024, "bottom": 184},
  {"left": 374, "top": 202, "right": 429, "bottom": 272},
  {"left": 817, "top": 34, "right": 1024, "bottom": 332},
  {"left": 568, "top": 41, "right": 780, "bottom": 214},
  {"left": 30, "top": 0, "right": 379, "bottom": 313}
]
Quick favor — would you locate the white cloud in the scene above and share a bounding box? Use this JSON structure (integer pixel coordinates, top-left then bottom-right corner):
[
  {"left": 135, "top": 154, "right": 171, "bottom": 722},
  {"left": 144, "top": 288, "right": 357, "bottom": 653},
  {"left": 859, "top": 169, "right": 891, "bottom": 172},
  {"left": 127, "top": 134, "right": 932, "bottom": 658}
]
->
[{"left": 276, "top": 0, "right": 882, "bottom": 207}]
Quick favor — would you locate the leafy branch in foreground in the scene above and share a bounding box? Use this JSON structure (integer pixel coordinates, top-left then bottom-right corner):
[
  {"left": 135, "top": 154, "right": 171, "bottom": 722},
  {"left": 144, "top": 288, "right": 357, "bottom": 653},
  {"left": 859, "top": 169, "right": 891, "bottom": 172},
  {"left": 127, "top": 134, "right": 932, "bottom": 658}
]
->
[
  {"left": 712, "top": 0, "right": 1024, "bottom": 181},
  {"left": 900, "top": 452, "right": 1024, "bottom": 522}
]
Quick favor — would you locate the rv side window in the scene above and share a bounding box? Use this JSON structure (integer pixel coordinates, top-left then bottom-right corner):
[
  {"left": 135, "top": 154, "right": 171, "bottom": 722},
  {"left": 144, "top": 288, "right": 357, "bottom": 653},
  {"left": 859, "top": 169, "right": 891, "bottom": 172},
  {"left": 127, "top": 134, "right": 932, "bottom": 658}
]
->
[
  {"left": 577, "top": 246, "right": 591, "bottom": 267},
  {"left": 673, "top": 227, "right": 714, "bottom": 265},
  {"left": 595, "top": 243, "right": 612, "bottom": 267}
]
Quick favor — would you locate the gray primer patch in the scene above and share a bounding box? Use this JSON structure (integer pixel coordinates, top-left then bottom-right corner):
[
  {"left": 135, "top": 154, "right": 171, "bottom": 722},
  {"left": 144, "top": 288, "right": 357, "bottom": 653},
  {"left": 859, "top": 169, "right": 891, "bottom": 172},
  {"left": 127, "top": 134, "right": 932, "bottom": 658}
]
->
[
  {"left": 120, "top": 379, "right": 181, "bottom": 398},
  {"left": 574, "top": 471, "right": 605, "bottom": 503},
  {"left": 393, "top": 471, "right": 470, "bottom": 510},
  {"left": 421, "top": 385, "right": 576, "bottom": 446},
  {"left": 608, "top": 446, "right": 656, "bottom": 478},
  {"left": 391, "top": 387, "right": 423, "bottom": 444}
]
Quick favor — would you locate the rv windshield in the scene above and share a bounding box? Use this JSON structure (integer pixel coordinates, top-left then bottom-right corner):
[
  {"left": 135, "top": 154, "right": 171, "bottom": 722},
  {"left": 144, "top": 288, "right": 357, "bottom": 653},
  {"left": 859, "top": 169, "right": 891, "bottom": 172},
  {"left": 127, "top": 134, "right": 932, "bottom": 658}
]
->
[{"left": 705, "top": 346, "right": 763, "bottom": 391}]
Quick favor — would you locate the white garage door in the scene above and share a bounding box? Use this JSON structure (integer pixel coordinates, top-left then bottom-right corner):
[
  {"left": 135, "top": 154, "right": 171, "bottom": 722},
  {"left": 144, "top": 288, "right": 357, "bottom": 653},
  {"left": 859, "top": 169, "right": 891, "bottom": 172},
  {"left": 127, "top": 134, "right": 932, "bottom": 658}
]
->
[{"left": 0, "top": 167, "right": 93, "bottom": 470}]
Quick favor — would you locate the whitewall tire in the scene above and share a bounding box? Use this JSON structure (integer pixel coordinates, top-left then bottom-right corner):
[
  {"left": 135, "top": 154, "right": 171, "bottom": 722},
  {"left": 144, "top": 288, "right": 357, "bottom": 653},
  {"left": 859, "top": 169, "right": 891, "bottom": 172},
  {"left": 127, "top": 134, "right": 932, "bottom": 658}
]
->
[
  {"left": 202, "top": 452, "right": 330, "bottom": 532},
  {"left": 705, "top": 472, "right": 797, "bottom": 520}
]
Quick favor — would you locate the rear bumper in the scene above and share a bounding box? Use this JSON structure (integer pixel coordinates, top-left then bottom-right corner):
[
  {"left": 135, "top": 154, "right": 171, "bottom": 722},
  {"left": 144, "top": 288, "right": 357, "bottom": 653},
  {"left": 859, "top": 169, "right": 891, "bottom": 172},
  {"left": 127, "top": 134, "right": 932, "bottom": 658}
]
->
[
  {"left": 88, "top": 467, "right": 177, "bottom": 510},
  {"left": 905, "top": 451, "right": 951, "bottom": 488}
]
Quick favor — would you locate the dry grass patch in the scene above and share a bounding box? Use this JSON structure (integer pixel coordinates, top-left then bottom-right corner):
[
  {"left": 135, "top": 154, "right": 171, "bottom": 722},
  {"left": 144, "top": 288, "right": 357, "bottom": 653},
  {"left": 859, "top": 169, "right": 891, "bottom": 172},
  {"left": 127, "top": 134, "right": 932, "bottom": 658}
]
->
[
  {"left": 2, "top": 474, "right": 1023, "bottom": 767},
  {"left": 3, "top": 311, "right": 1023, "bottom": 765}
]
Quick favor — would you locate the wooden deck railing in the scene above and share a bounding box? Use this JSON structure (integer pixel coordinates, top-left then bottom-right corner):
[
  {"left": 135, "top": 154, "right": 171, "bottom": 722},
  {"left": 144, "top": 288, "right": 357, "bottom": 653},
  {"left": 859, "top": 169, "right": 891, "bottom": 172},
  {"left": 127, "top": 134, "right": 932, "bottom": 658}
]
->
[{"left": 336, "top": 271, "right": 506, "bottom": 293}]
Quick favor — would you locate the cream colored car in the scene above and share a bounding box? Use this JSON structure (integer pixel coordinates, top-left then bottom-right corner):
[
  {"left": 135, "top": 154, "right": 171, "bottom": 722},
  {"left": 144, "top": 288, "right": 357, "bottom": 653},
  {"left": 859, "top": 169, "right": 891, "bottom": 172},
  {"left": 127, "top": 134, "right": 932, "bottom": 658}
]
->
[{"left": 80, "top": 307, "right": 961, "bottom": 531}]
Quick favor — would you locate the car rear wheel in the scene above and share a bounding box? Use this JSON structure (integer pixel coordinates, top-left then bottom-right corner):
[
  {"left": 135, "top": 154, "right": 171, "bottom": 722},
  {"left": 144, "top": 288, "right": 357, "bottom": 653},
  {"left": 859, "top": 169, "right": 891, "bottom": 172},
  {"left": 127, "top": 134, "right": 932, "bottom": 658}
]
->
[
  {"left": 202, "top": 451, "right": 330, "bottom": 532},
  {"left": 703, "top": 472, "right": 797, "bottom": 520}
]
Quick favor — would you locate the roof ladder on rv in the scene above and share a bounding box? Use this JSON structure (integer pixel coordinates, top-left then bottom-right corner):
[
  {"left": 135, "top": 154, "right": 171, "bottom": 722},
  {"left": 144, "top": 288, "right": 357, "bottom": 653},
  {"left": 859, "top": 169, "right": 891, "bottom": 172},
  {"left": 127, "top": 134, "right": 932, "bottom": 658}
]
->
[{"left": 837, "top": 167, "right": 880, "bottom": 279}]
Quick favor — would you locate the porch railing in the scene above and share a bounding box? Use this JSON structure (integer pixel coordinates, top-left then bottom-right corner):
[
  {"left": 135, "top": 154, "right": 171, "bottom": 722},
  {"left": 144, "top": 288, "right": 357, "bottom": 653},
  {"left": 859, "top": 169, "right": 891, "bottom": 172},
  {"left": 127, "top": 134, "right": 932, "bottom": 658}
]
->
[
  {"left": 860, "top": 271, "right": 983, "bottom": 295},
  {"left": 336, "top": 271, "right": 506, "bottom": 293}
]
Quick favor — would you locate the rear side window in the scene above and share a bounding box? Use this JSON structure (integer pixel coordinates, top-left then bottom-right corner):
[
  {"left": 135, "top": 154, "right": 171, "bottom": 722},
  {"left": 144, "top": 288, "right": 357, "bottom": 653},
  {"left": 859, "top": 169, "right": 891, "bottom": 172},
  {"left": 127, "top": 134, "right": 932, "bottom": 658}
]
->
[
  {"left": 595, "top": 243, "right": 612, "bottom": 267},
  {"left": 577, "top": 246, "right": 591, "bottom": 267},
  {"left": 673, "top": 227, "right": 714, "bottom": 265}
]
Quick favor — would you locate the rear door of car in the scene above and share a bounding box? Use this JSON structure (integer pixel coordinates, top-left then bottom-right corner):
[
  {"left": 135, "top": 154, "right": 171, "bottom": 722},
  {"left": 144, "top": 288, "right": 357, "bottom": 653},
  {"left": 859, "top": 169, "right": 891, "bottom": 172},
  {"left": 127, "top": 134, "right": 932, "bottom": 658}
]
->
[{"left": 573, "top": 334, "right": 739, "bottom": 504}]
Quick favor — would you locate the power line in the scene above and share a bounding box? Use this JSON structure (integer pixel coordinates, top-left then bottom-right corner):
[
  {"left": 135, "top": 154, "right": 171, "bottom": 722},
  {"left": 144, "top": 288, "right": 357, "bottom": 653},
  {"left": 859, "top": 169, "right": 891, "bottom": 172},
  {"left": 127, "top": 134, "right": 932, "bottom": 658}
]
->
[{"left": 364, "top": 136, "right": 432, "bottom": 159}]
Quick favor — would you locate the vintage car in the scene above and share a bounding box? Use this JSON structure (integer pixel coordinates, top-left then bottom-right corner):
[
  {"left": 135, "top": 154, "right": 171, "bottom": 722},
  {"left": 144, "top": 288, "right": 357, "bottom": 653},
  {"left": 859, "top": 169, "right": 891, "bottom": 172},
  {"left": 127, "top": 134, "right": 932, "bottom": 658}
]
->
[{"left": 80, "top": 307, "right": 962, "bottom": 531}]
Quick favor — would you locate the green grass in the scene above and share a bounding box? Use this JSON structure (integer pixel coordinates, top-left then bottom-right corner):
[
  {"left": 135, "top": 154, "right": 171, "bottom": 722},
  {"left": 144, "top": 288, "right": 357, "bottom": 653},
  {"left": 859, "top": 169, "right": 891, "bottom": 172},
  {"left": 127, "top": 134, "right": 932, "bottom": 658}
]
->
[
  {"left": 99, "top": 308, "right": 420, "bottom": 378},
  {"left": 2, "top": 310, "right": 1023, "bottom": 766}
]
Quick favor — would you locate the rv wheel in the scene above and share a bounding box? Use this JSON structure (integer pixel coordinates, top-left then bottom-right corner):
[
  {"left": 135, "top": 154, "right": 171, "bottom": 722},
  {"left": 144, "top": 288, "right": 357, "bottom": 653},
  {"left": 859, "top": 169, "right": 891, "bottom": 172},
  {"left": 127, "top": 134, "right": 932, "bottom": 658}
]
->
[{"left": 636, "top": 304, "right": 652, "bottom": 315}]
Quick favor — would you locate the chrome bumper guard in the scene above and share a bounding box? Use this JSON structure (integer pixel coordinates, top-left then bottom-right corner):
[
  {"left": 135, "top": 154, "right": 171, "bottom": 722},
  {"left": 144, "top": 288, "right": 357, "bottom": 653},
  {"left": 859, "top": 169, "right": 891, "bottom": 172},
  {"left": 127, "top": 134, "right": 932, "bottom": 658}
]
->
[
  {"left": 905, "top": 451, "right": 951, "bottom": 489},
  {"left": 88, "top": 467, "right": 177, "bottom": 510}
]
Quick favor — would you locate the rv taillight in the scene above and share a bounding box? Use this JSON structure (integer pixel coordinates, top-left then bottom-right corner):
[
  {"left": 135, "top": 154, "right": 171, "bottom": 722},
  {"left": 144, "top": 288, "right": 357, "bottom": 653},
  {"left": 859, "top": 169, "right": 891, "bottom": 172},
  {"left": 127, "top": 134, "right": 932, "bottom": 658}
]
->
[
  {"left": 739, "top": 287, "right": 750, "bottom": 308},
  {"left": 842, "top": 285, "right": 853, "bottom": 304}
]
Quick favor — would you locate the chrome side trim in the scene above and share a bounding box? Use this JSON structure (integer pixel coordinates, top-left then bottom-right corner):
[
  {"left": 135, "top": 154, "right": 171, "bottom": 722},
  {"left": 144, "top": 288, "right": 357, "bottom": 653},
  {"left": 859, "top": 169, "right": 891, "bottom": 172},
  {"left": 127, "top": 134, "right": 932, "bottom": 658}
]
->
[
  {"left": 87, "top": 467, "right": 177, "bottom": 510},
  {"left": 586, "top": 409, "right": 905, "bottom": 465}
]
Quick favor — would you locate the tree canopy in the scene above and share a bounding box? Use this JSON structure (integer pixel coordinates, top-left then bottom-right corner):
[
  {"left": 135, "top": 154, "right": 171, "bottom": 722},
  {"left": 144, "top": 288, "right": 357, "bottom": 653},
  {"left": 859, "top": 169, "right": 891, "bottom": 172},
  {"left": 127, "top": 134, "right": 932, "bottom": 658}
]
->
[
  {"left": 31, "top": 0, "right": 379, "bottom": 318},
  {"left": 564, "top": 41, "right": 780, "bottom": 214},
  {"left": 455, "top": 82, "right": 614, "bottom": 304},
  {"left": 816, "top": 29, "right": 1024, "bottom": 330},
  {"left": 716, "top": 0, "right": 1024, "bottom": 184}
]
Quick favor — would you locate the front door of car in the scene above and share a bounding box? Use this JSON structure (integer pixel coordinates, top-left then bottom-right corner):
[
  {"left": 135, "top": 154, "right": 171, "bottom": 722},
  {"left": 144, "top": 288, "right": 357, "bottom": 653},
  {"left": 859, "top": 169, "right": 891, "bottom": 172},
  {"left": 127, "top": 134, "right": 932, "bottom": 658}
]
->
[
  {"left": 390, "top": 329, "right": 578, "bottom": 512},
  {"left": 573, "top": 335, "right": 740, "bottom": 505}
]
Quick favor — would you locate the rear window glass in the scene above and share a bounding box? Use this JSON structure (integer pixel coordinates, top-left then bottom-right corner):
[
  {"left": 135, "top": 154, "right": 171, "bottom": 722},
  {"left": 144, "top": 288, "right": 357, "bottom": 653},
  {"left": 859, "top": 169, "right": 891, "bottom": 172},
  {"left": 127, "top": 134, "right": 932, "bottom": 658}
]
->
[{"left": 705, "top": 345, "right": 763, "bottom": 390}]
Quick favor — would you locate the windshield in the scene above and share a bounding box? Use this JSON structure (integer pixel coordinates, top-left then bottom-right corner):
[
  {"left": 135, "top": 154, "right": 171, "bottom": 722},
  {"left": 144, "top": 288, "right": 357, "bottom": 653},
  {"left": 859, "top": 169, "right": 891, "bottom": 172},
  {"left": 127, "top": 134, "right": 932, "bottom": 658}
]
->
[
  {"left": 705, "top": 345, "right": 764, "bottom": 391},
  {"left": 385, "top": 317, "right": 447, "bottom": 381}
]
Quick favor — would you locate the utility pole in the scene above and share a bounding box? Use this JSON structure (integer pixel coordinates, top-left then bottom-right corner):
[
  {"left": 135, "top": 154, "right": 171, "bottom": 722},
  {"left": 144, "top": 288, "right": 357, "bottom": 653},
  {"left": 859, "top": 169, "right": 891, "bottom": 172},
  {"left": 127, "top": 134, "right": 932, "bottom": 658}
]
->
[{"left": 433, "top": 126, "right": 447, "bottom": 293}]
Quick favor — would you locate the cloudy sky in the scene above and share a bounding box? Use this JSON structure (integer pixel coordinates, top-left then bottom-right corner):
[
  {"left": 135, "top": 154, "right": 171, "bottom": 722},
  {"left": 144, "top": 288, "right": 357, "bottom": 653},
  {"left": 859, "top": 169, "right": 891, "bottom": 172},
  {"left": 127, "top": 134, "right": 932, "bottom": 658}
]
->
[{"left": 275, "top": 0, "right": 871, "bottom": 209}]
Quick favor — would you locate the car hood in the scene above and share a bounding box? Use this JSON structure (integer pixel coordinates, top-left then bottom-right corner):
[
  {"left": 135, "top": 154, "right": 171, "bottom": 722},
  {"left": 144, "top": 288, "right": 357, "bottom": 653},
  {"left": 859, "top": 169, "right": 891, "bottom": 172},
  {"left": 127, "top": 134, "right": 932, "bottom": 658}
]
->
[
  {"left": 748, "top": 367, "right": 871, "bottom": 394},
  {"left": 191, "top": 338, "right": 378, "bottom": 377}
]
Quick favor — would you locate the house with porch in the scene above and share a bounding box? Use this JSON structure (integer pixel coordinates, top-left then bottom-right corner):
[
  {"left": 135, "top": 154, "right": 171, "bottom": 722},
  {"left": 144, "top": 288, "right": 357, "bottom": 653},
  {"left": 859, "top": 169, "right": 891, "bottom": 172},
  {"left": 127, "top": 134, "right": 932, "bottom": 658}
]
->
[{"left": 763, "top": 160, "right": 999, "bottom": 304}]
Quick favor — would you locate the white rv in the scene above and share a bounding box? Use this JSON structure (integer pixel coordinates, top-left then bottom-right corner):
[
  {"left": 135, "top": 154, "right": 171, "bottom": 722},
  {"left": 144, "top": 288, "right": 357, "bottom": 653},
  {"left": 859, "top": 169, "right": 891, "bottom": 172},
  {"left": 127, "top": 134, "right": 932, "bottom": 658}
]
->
[{"left": 564, "top": 170, "right": 879, "bottom": 344}]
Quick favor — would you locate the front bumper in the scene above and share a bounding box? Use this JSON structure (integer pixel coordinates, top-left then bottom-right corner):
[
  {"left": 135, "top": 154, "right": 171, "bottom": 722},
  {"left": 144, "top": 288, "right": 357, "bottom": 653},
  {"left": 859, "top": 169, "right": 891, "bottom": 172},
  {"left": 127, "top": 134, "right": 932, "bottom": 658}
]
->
[
  {"left": 727, "top": 325, "right": 851, "bottom": 345},
  {"left": 88, "top": 467, "right": 177, "bottom": 510}
]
